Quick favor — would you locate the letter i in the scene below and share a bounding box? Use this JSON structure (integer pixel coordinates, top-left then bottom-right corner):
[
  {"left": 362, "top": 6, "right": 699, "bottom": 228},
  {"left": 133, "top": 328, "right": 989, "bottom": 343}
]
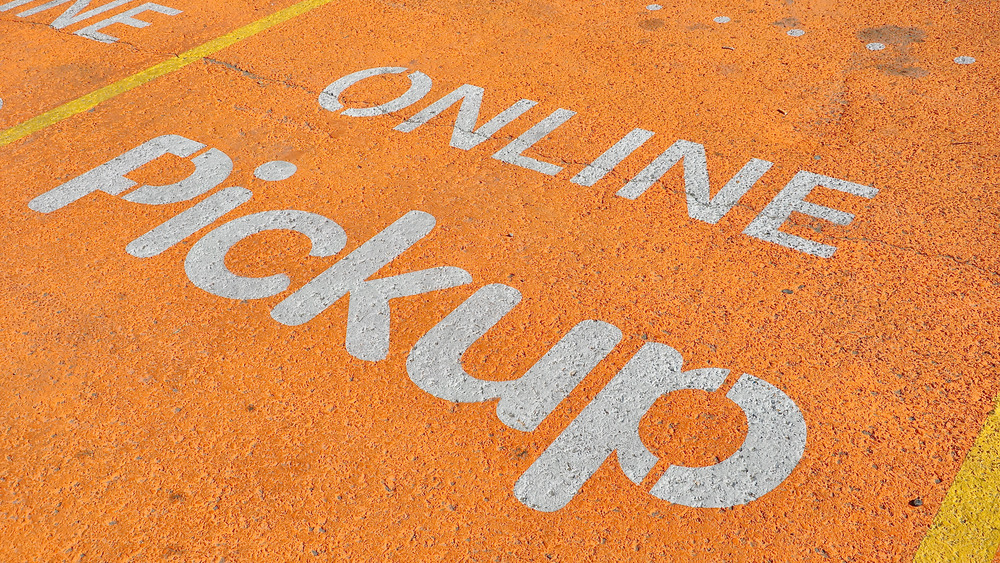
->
[{"left": 126, "top": 160, "right": 297, "bottom": 258}]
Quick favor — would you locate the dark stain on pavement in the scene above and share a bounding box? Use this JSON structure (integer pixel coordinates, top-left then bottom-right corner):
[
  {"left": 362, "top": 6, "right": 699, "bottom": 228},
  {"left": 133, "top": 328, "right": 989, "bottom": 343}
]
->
[{"left": 858, "top": 25, "right": 928, "bottom": 77}]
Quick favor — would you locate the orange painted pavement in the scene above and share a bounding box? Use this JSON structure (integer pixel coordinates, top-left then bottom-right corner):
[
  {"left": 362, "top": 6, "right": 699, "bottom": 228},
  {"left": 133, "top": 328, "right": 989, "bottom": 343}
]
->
[
  {"left": 0, "top": 0, "right": 302, "bottom": 130},
  {"left": 1, "top": 0, "right": 999, "bottom": 561}
]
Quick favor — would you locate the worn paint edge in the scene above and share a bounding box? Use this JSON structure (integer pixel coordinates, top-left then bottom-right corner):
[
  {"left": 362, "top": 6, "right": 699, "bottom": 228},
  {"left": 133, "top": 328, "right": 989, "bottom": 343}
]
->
[
  {"left": 915, "top": 398, "right": 1000, "bottom": 562},
  {"left": 0, "top": 0, "right": 337, "bottom": 147}
]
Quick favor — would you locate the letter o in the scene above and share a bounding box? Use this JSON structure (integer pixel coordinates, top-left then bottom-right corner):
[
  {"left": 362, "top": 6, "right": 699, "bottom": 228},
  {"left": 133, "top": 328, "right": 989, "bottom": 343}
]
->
[{"left": 319, "top": 67, "right": 433, "bottom": 117}]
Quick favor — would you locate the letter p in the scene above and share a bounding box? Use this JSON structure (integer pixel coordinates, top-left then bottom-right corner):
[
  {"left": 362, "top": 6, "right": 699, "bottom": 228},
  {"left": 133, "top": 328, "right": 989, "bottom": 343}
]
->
[
  {"left": 29, "top": 134, "right": 233, "bottom": 213},
  {"left": 513, "top": 343, "right": 806, "bottom": 512}
]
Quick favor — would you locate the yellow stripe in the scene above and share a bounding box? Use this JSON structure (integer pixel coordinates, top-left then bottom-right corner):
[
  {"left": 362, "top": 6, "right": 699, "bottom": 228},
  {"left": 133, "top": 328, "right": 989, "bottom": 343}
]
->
[
  {"left": 915, "top": 399, "right": 1000, "bottom": 562},
  {"left": 0, "top": 0, "right": 336, "bottom": 147}
]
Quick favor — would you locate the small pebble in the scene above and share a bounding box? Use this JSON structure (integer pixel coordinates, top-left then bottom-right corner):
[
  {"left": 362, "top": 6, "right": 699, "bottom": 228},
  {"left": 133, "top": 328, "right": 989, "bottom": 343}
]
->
[
  {"left": 787, "top": 29, "right": 805, "bottom": 37},
  {"left": 714, "top": 16, "right": 731, "bottom": 23},
  {"left": 866, "top": 42, "right": 886, "bottom": 51},
  {"left": 646, "top": 4, "right": 662, "bottom": 10},
  {"left": 909, "top": 498, "right": 924, "bottom": 507},
  {"left": 954, "top": 56, "right": 975, "bottom": 65}
]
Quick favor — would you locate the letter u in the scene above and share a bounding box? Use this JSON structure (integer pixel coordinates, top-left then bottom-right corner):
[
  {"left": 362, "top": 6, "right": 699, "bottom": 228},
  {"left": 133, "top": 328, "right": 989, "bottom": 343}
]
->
[{"left": 406, "top": 284, "right": 622, "bottom": 432}]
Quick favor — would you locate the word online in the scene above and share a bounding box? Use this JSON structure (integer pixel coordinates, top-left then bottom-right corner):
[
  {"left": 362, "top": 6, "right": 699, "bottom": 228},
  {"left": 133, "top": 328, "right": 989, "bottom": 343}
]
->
[{"left": 321, "top": 66, "right": 880, "bottom": 259}]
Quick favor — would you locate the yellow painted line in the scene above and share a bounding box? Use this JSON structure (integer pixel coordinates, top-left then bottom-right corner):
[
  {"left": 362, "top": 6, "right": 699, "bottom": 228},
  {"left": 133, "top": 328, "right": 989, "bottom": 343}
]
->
[
  {"left": 915, "top": 399, "right": 1000, "bottom": 562},
  {"left": 0, "top": 0, "right": 336, "bottom": 148}
]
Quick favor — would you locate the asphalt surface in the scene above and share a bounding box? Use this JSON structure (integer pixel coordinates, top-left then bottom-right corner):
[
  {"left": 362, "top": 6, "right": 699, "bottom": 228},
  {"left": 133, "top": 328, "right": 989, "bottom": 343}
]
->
[{"left": 1, "top": 0, "right": 998, "bottom": 560}]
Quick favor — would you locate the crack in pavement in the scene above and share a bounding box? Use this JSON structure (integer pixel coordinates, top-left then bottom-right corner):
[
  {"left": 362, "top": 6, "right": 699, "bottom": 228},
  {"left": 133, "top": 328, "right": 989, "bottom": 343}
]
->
[
  {"left": 839, "top": 235, "right": 1000, "bottom": 280},
  {"left": 202, "top": 57, "right": 314, "bottom": 94}
]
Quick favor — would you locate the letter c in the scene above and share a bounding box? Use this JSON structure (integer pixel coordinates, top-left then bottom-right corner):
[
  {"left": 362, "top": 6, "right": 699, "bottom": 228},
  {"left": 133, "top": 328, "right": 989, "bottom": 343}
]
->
[
  {"left": 319, "top": 67, "right": 433, "bottom": 117},
  {"left": 185, "top": 210, "right": 347, "bottom": 300}
]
